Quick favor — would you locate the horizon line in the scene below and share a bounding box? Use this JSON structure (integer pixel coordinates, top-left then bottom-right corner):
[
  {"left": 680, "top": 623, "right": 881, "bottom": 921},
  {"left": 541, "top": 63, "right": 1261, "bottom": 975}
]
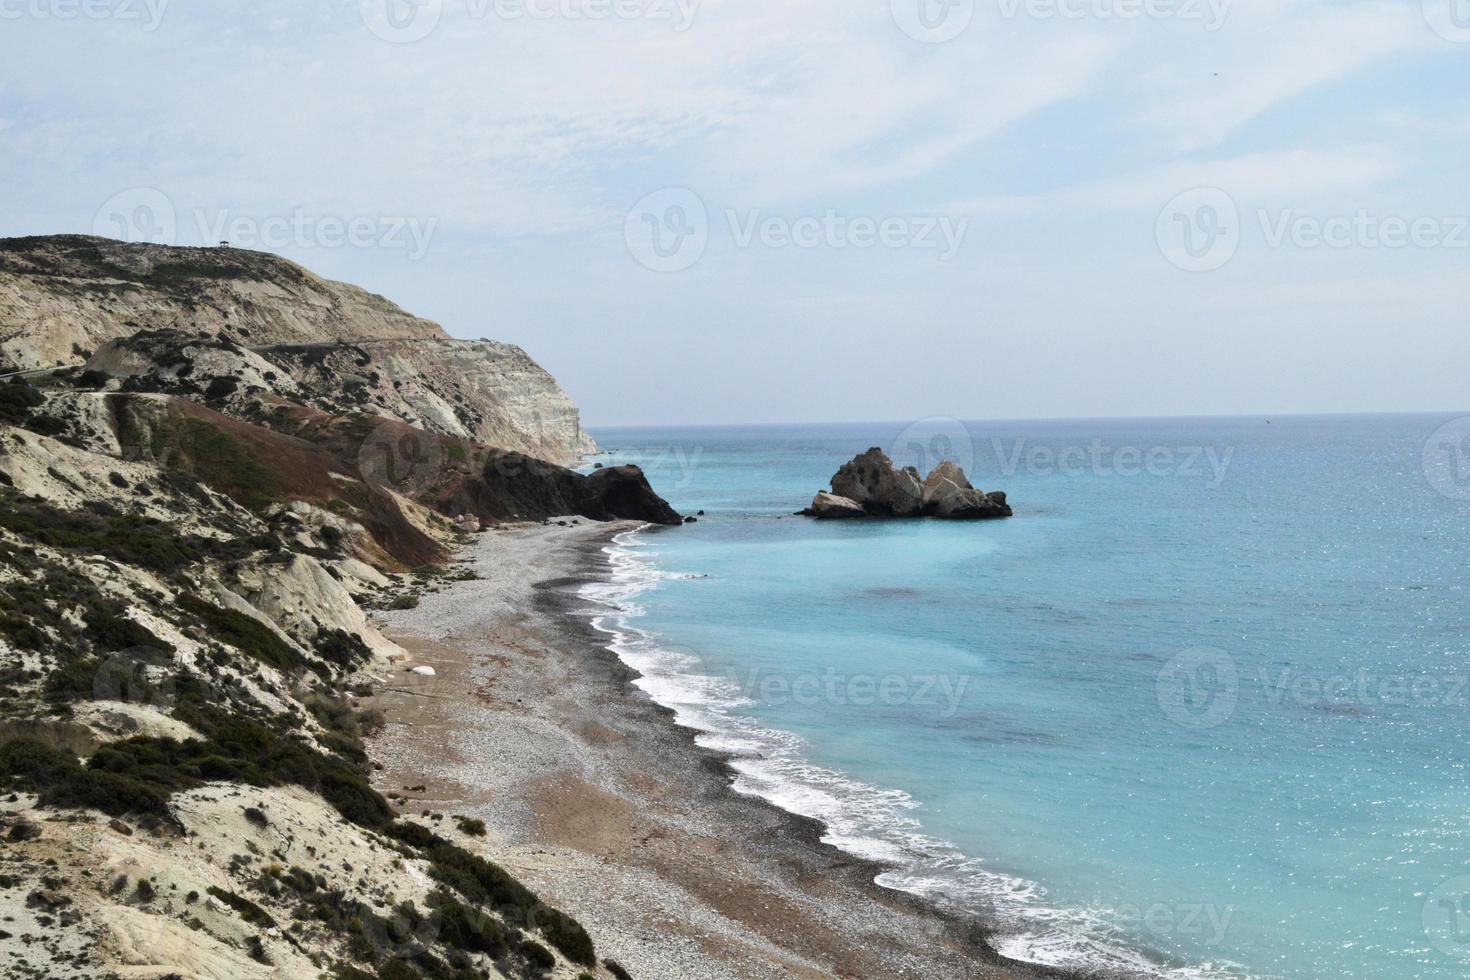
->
[{"left": 585, "top": 408, "right": 1469, "bottom": 431}]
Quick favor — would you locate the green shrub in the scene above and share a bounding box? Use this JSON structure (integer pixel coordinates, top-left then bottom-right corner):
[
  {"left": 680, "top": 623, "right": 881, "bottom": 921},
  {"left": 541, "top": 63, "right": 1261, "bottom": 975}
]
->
[
  {"left": 0, "top": 493, "right": 201, "bottom": 573},
  {"left": 207, "top": 885, "right": 277, "bottom": 928},
  {"left": 0, "top": 607, "right": 52, "bottom": 653},
  {"left": 376, "top": 960, "right": 424, "bottom": 980},
  {"left": 521, "top": 941, "right": 555, "bottom": 973},
  {"left": 317, "top": 763, "right": 393, "bottom": 829},
  {"left": 1, "top": 693, "right": 394, "bottom": 829},
  {"left": 0, "top": 382, "right": 43, "bottom": 423},
  {"left": 38, "top": 771, "right": 154, "bottom": 816},
  {"left": 536, "top": 907, "right": 595, "bottom": 967},
  {"left": 417, "top": 838, "right": 595, "bottom": 965},
  {"left": 27, "top": 416, "right": 67, "bottom": 437},
  {"left": 282, "top": 866, "right": 318, "bottom": 894},
  {"left": 245, "top": 935, "right": 272, "bottom": 965},
  {"left": 0, "top": 738, "right": 77, "bottom": 783},
  {"left": 425, "top": 842, "right": 537, "bottom": 914},
  {"left": 453, "top": 816, "right": 486, "bottom": 837},
  {"left": 0, "top": 738, "right": 169, "bottom": 817},
  {"left": 84, "top": 604, "right": 172, "bottom": 653},
  {"left": 178, "top": 595, "right": 302, "bottom": 673},
  {"left": 0, "top": 381, "right": 61, "bottom": 434},
  {"left": 432, "top": 894, "right": 510, "bottom": 958},
  {"left": 204, "top": 377, "right": 239, "bottom": 401},
  {"left": 44, "top": 655, "right": 102, "bottom": 705},
  {"left": 314, "top": 629, "right": 372, "bottom": 672},
  {"left": 385, "top": 820, "right": 440, "bottom": 850}
]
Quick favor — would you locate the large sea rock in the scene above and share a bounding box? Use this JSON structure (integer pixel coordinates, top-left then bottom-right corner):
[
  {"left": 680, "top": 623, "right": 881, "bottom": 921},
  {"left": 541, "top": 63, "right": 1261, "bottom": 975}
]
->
[
  {"left": 830, "top": 448, "right": 925, "bottom": 516},
  {"left": 803, "top": 449, "right": 1012, "bottom": 521}
]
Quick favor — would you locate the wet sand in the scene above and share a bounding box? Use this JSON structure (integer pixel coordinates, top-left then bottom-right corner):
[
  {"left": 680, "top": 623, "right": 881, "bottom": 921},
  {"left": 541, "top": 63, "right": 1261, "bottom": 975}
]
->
[{"left": 367, "top": 521, "right": 1084, "bottom": 980}]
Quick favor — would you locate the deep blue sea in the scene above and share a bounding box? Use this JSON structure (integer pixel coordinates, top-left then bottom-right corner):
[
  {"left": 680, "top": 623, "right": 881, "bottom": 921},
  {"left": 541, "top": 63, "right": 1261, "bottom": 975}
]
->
[{"left": 580, "top": 415, "right": 1470, "bottom": 980}]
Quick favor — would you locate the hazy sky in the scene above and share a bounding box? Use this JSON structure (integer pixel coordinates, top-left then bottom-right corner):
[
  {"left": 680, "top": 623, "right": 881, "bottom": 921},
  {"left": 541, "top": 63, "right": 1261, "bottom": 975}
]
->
[{"left": 2, "top": 0, "right": 1468, "bottom": 425}]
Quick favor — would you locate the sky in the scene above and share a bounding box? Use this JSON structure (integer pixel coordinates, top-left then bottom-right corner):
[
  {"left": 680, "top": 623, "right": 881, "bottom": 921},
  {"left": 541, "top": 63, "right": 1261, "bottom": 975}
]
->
[{"left": 1, "top": 0, "right": 1468, "bottom": 426}]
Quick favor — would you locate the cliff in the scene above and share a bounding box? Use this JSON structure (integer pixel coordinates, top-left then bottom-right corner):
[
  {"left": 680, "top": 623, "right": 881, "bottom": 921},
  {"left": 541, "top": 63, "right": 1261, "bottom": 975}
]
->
[
  {"left": 0, "top": 235, "right": 595, "bottom": 464},
  {"left": 0, "top": 236, "right": 673, "bottom": 980}
]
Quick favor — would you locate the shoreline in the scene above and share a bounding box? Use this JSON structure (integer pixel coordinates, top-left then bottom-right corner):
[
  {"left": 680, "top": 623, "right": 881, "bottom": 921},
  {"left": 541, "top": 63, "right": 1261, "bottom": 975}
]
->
[{"left": 366, "top": 521, "right": 1101, "bottom": 979}]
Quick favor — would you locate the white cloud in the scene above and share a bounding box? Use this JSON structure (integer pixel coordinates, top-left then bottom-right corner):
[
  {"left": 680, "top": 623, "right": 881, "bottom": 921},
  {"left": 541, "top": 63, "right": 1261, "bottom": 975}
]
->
[
  {"left": 2, "top": 0, "right": 1467, "bottom": 420},
  {"left": 1130, "top": 0, "right": 1428, "bottom": 151},
  {"left": 948, "top": 146, "right": 1408, "bottom": 219}
]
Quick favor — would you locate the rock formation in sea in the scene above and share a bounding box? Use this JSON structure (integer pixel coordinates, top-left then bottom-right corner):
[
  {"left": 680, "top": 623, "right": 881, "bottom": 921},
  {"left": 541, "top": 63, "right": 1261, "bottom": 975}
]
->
[{"left": 803, "top": 448, "right": 1012, "bottom": 520}]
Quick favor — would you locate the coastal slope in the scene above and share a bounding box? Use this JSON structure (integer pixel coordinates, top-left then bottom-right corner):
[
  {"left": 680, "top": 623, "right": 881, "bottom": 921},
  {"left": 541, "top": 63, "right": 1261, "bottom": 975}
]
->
[
  {"left": 0, "top": 235, "right": 674, "bottom": 980},
  {"left": 0, "top": 235, "right": 595, "bottom": 464}
]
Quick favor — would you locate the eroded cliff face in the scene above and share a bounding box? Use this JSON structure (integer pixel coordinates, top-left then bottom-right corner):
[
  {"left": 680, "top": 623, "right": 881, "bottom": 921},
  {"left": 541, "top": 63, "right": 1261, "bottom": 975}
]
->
[
  {"left": 0, "top": 235, "right": 596, "bottom": 464},
  {"left": 0, "top": 419, "right": 605, "bottom": 980},
  {"left": 0, "top": 236, "right": 668, "bottom": 980},
  {"left": 261, "top": 338, "right": 598, "bottom": 464},
  {"left": 0, "top": 235, "right": 443, "bottom": 368}
]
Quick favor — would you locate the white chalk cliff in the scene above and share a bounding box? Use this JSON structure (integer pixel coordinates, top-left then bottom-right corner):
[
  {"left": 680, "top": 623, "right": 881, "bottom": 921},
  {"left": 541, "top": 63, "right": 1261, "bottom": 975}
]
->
[{"left": 0, "top": 235, "right": 595, "bottom": 464}]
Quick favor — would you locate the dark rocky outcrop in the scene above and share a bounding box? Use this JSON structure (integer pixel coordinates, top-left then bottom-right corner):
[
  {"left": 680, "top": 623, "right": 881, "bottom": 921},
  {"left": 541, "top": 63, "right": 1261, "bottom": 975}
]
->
[
  {"left": 803, "top": 449, "right": 1012, "bottom": 521},
  {"left": 448, "top": 454, "right": 684, "bottom": 527},
  {"left": 583, "top": 465, "right": 685, "bottom": 525}
]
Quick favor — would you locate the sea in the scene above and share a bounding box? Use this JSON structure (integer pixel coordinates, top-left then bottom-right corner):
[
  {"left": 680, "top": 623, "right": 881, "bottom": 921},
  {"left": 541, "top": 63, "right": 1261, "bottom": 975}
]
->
[{"left": 578, "top": 414, "right": 1470, "bottom": 980}]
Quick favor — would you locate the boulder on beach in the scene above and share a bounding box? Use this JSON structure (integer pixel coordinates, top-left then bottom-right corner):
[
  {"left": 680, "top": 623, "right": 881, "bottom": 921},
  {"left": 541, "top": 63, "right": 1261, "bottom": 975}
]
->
[{"left": 802, "top": 449, "right": 1012, "bottom": 521}]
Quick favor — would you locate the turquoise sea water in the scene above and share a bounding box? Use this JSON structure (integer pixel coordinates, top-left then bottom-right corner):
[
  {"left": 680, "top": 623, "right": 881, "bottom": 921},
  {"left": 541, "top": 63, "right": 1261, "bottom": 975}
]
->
[{"left": 580, "top": 416, "right": 1470, "bottom": 979}]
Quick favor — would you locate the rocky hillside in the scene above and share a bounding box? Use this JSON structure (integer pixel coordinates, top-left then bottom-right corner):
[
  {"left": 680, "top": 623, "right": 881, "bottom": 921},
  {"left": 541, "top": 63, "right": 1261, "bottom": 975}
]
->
[
  {"left": 0, "top": 238, "right": 676, "bottom": 980},
  {"left": 0, "top": 236, "right": 595, "bottom": 464}
]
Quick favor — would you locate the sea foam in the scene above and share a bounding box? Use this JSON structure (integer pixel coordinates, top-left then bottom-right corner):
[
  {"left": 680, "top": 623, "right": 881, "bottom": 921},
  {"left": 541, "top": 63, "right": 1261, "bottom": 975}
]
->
[{"left": 579, "top": 530, "right": 1253, "bottom": 980}]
